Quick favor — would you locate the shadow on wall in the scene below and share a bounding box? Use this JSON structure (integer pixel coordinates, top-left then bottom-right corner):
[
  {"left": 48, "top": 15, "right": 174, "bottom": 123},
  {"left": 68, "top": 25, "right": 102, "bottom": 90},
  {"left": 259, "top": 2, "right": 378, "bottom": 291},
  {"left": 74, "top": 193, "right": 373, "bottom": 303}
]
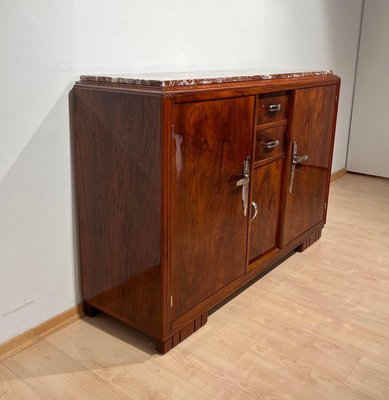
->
[{"left": 0, "top": 84, "right": 81, "bottom": 344}]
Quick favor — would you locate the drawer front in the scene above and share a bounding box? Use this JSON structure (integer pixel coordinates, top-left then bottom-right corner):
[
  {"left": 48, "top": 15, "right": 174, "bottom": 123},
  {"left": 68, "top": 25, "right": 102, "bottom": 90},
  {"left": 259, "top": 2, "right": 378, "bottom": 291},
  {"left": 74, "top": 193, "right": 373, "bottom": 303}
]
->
[
  {"left": 255, "top": 125, "right": 285, "bottom": 161},
  {"left": 257, "top": 92, "right": 288, "bottom": 125}
]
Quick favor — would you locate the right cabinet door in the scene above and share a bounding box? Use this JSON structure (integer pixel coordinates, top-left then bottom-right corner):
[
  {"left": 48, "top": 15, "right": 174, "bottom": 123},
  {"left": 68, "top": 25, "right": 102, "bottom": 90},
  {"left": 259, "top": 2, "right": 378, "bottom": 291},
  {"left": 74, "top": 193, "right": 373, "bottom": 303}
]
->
[{"left": 279, "top": 85, "right": 337, "bottom": 247}]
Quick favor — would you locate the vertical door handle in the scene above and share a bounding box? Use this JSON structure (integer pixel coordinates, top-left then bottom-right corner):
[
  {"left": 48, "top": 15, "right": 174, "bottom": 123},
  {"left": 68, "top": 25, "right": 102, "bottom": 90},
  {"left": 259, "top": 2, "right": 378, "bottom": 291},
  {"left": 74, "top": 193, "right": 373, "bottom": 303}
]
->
[
  {"left": 236, "top": 156, "right": 251, "bottom": 216},
  {"left": 289, "top": 142, "right": 309, "bottom": 194}
]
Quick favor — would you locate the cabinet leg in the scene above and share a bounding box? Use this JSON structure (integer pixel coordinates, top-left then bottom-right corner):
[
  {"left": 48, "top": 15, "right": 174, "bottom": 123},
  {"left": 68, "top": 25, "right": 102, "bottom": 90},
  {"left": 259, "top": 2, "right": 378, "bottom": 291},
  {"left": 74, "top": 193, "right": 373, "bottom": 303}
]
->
[
  {"left": 83, "top": 302, "right": 101, "bottom": 317},
  {"left": 296, "top": 230, "right": 322, "bottom": 252},
  {"left": 156, "top": 312, "right": 208, "bottom": 354}
]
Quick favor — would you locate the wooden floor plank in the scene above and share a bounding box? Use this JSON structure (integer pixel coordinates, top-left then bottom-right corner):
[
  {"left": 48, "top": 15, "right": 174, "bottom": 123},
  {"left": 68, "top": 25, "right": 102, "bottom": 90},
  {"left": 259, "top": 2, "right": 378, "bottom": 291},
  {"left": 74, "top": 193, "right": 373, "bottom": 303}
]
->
[
  {"left": 3, "top": 341, "right": 133, "bottom": 400},
  {"left": 226, "top": 308, "right": 361, "bottom": 379},
  {"left": 235, "top": 345, "right": 371, "bottom": 400},
  {"left": 248, "top": 291, "right": 389, "bottom": 367},
  {"left": 46, "top": 316, "right": 214, "bottom": 400},
  {"left": 346, "top": 357, "right": 389, "bottom": 400},
  {"left": 0, "top": 364, "right": 46, "bottom": 400}
]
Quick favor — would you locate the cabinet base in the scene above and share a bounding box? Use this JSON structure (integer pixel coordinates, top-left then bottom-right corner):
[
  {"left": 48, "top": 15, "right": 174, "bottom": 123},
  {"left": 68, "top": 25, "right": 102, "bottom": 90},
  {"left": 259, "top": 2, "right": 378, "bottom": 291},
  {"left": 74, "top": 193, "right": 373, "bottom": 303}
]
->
[
  {"left": 296, "top": 230, "right": 322, "bottom": 252},
  {"left": 156, "top": 313, "right": 208, "bottom": 354},
  {"left": 83, "top": 302, "right": 101, "bottom": 317}
]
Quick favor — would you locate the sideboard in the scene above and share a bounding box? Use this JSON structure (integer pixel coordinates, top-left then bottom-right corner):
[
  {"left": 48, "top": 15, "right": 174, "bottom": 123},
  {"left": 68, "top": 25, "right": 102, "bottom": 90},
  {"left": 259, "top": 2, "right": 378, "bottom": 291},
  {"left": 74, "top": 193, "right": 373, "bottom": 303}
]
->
[{"left": 71, "top": 69, "right": 340, "bottom": 353}]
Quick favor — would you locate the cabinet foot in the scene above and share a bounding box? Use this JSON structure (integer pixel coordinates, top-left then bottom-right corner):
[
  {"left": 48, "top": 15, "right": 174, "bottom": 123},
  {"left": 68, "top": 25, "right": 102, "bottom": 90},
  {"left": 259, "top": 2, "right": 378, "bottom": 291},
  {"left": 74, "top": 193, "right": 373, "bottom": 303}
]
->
[
  {"left": 156, "top": 313, "right": 208, "bottom": 354},
  {"left": 296, "top": 230, "right": 322, "bottom": 252},
  {"left": 83, "top": 302, "right": 101, "bottom": 317}
]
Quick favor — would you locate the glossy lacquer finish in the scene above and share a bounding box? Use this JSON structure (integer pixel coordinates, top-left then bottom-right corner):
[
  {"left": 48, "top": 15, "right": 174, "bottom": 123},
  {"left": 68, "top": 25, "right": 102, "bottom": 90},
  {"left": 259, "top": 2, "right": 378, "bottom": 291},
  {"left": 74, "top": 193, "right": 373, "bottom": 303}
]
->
[
  {"left": 72, "top": 89, "right": 163, "bottom": 338},
  {"left": 249, "top": 160, "right": 283, "bottom": 261},
  {"left": 170, "top": 97, "right": 254, "bottom": 319},
  {"left": 254, "top": 125, "right": 286, "bottom": 161},
  {"left": 257, "top": 91, "right": 288, "bottom": 125},
  {"left": 72, "top": 71, "right": 340, "bottom": 353},
  {"left": 279, "top": 85, "right": 337, "bottom": 247}
]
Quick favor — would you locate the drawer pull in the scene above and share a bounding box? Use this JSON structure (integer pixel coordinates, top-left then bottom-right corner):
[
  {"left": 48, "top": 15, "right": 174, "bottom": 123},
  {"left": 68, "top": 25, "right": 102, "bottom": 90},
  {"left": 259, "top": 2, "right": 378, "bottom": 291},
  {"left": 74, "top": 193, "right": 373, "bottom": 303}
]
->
[
  {"left": 266, "top": 104, "right": 281, "bottom": 112},
  {"left": 264, "top": 140, "right": 280, "bottom": 149},
  {"left": 251, "top": 201, "right": 258, "bottom": 221}
]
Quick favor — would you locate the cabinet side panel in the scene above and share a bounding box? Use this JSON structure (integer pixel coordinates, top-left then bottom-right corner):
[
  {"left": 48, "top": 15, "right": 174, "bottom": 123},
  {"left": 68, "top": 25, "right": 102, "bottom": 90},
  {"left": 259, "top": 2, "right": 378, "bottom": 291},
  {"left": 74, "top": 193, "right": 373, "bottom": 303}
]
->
[{"left": 72, "top": 88, "right": 162, "bottom": 338}]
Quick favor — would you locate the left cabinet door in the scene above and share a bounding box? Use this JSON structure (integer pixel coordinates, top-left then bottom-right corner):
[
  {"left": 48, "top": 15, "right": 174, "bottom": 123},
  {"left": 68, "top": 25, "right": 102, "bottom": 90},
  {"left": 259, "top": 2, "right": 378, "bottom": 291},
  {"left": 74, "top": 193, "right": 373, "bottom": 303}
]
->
[{"left": 170, "top": 96, "right": 254, "bottom": 319}]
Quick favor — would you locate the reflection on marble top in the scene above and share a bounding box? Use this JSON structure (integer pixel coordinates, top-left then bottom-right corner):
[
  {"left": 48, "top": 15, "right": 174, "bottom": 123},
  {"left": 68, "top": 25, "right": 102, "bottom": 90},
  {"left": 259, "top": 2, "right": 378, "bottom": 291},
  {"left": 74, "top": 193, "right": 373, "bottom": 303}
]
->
[{"left": 79, "top": 69, "right": 334, "bottom": 87}]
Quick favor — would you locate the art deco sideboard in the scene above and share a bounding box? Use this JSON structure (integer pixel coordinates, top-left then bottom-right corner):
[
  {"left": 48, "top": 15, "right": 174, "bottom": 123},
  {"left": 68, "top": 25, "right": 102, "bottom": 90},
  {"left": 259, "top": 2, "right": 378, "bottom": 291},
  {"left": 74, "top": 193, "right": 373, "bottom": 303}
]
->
[{"left": 70, "top": 69, "right": 340, "bottom": 353}]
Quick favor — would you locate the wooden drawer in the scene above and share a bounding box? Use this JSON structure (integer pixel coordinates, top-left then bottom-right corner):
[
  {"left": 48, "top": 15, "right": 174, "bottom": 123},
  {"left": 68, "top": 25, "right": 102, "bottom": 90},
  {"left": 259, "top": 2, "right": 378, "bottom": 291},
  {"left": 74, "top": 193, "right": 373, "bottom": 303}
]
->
[
  {"left": 257, "top": 92, "right": 288, "bottom": 125},
  {"left": 255, "top": 125, "right": 285, "bottom": 161}
]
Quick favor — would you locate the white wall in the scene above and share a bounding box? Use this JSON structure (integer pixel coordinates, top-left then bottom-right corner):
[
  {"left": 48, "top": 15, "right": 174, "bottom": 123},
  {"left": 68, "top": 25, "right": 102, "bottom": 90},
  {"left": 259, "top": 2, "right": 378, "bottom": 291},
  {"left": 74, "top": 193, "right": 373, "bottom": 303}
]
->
[
  {"left": 347, "top": 0, "right": 389, "bottom": 178},
  {"left": 0, "top": 0, "right": 363, "bottom": 345}
]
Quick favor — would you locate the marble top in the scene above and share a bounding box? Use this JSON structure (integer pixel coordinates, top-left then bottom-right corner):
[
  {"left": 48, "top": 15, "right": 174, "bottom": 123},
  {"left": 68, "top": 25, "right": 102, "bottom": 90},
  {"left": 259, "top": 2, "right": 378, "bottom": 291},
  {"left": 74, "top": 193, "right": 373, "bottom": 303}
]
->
[{"left": 79, "top": 69, "right": 334, "bottom": 88}]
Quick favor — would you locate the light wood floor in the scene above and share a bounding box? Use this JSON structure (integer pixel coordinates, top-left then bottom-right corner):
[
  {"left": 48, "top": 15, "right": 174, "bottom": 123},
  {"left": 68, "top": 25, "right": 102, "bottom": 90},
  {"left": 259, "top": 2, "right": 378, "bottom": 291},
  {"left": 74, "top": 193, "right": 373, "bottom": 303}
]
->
[{"left": 1, "top": 173, "right": 389, "bottom": 399}]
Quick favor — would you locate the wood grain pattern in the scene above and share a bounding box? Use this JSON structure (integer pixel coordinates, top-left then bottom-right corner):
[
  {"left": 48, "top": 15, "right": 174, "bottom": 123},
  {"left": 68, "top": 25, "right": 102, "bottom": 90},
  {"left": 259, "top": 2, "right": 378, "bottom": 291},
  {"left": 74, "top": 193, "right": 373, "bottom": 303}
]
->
[
  {"left": 171, "top": 224, "right": 324, "bottom": 332},
  {"left": 72, "top": 88, "right": 163, "bottom": 338},
  {"left": 3, "top": 341, "right": 131, "bottom": 399},
  {"left": 257, "top": 91, "right": 288, "bottom": 125},
  {"left": 279, "top": 85, "right": 337, "bottom": 247},
  {"left": 295, "top": 230, "right": 322, "bottom": 252},
  {"left": 249, "top": 160, "right": 283, "bottom": 261},
  {"left": 254, "top": 125, "right": 286, "bottom": 161},
  {"left": 346, "top": 357, "right": 389, "bottom": 400},
  {"left": 2, "top": 173, "right": 388, "bottom": 400},
  {"left": 169, "top": 96, "right": 254, "bottom": 319},
  {"left": 0, "top": 364, "right": 46, "bottom": 399},
  {"left": 156, "top": 313, "right": 208, "bottom": 354},
  {"left": 71, "top": 75, "right": 340, "bottom": 352}
]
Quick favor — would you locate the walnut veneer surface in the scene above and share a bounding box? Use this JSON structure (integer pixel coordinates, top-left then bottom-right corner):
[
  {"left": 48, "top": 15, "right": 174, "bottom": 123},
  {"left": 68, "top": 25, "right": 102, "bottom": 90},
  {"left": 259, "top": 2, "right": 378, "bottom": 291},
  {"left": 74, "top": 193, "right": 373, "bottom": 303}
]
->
[{"left": 72, "top": 70, "right": 340, "bottom": 352}]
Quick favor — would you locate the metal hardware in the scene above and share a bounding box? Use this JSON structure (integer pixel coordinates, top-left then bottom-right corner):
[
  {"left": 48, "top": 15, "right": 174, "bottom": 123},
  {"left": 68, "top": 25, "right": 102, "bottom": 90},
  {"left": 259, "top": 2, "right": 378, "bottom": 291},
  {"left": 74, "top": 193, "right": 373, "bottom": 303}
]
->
[
  {"left": 251, "top": 201, "right": 258, "bottom": 221},
  {"left": 236, "top": 156, "right": 251, "bottom": 216},
  {"left": 265, "top": 104, "right": 281, "bottom": 112},
  {"left": 170, "top": 296, "right": 173, "bottom": 307},
  {"left": 289, "top": 142, "right": 309, "bottom": 194},
  {"left": 293, "top": 154, "right": 309, "bottom": 165},
  {"left": 264, "top": 139, "right": 280, "bottom": 149},
  {"left": 236, "top": 176, "right": 249, "bottom": 187}
]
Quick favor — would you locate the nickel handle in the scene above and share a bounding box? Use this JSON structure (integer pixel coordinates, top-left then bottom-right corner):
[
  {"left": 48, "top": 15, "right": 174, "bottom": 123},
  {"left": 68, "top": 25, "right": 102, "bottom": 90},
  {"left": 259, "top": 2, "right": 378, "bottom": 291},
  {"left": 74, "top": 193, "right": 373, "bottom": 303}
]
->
[
  {"left": 265, "top": 104, "right": 281, "bottom": 112},
  {"left": 289, "top": 142, "right": 309, "bottom": 194},
  {"left": 251, "top": 201, "right": 258, "bottom": 221},
  {"left": 293, "top": 154, "right": 309, "bottom": 165},
  {"left": 264, "top": 140, "right": 280, "bottom": 149},
  {"left": 236, "top": 156, "right": 251, "bottom": 217}
]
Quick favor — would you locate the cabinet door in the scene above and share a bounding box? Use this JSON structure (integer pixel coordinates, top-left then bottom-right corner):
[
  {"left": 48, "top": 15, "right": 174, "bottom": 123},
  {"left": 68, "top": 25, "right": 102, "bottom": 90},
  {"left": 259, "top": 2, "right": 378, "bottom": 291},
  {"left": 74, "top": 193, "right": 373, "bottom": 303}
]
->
[
  {"left": 279, "top": 85, "right": 337, "bottom": 247},
  {"left": 170, "top": 96, "right": 254, "bottom": 319},
  {"left": 249, "top": 160, "right": 283, "bottom": 262}
]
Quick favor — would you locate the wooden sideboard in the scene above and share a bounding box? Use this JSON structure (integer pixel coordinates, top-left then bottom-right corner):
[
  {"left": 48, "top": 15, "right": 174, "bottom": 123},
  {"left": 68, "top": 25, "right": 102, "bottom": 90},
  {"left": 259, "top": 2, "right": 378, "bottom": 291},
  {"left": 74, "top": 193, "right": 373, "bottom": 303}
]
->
[{"left": 71, "top": 70, "right": 340, "bottom": 353}]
